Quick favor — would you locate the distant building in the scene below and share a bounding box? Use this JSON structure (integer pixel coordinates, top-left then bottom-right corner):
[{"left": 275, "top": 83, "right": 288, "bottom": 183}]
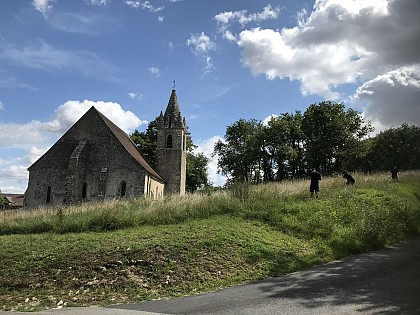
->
[
  {"left": 24, "top": 89, "right": 187, "bottom": 209},
  {"left": 1, "top": 194, "right": 24, "bottom": 210}
]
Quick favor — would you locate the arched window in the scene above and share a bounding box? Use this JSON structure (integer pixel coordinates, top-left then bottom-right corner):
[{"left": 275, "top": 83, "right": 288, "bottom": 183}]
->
[
  {"left": 46, "top": 186, "right": 52, "bottom": 204},
  {"left": 166, "top": 134, "right": 173, "bottom": 148},
  {"left": 120, "top": 181, "right": 127, "bottom": 197},
  {"left": 82, "top": 182, "right": 88, "bottom": 199}
]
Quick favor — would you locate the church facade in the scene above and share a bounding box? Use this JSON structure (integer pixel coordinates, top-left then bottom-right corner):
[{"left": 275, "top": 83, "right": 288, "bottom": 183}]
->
[{"left": 24, "top": 89, "right": 187, "bottom": 209}]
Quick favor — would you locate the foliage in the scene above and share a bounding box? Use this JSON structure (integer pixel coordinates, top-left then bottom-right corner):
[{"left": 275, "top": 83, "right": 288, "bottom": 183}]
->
[
  {"left": 265, "top": 112, "right": 306, "bottom": 180},
  {"left": 1, "top": 172, "right": 419, "bottom": 311},
  {"left": 186, "top": 152, "right": 209, "bottom": 192},
  {"left": 301, "top": 101, "right": 372, "bottom": 174},
  {"left": 367, "top": 124, "right": 420, "bottom": 171},
  {"left": 0, "top": 190, "right": 8, "bottom": 210},
  {"left": 213, "top": 119, "right": 263, "bottom": 184},
  {"left": 214, "top": 102, "right": 373, "bottom": 184},
  {"left": 130, "top": 119, "right": 158, "bottom": 166}
]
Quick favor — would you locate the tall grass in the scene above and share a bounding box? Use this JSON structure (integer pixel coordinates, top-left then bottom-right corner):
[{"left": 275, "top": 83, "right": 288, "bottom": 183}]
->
[{"left": 1, "top": 171, "right": 419, "bottom": 255}]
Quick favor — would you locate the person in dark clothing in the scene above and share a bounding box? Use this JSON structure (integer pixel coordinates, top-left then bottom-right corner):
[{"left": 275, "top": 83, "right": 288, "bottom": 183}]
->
[
  {"left": 391, "top": 167, "right": 399, "bottom": 180},
  {"left": 308, "top": 169, "right": 322, "bottom": 197},
  {"left": 342, "top": 171, "right": 355, "bottom": 185}
]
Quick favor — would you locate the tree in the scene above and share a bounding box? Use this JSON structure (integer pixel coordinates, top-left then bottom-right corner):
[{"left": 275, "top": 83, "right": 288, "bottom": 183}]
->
[
  {"left": 368, "top": 124, "right": 420, "bottom": 171},
  {"left": 301, "top": 101, "right": 372, "bottom": 175},
  {"left": 186, "top": 152, "right": 209, "bottom": 192},
  {"left": 265, "top": 112, "right": 306, "bottom": 180},
  {"left": 213, "top": 119, "right": 263, "bottom": 184},
  {"left": 130, "top": 118, "right": 209, "bottom": 192},
  {"left": 0, "top": 190, "right": 8, "bottom": 210},
  {"left": 130, "top": 119, "right": 158, "bottom": 166}
]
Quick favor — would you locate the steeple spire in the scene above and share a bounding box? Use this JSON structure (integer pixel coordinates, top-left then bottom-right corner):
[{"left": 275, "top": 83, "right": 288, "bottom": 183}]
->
[{"left": 162, "top": 89, "right": 183, "bottom": 128}]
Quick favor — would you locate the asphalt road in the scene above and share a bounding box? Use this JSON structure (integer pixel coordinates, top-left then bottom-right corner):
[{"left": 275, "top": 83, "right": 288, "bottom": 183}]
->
[{"left": 112, "top": 235, "right": 420, "bottom": 315}]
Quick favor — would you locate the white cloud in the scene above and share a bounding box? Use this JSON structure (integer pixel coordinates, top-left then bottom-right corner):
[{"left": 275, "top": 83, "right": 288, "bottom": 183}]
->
[
  {"left": 128, "top": 92, "right": 143, "bottom": 101},
  {"left": 0, "top": 40, "right": 117, "bottom": 78},
  {"left": 194, "top": 136, "right": 227, "bottom": 187},
  {"left": 0, "top": 100, "right": 145, "bottom": 148},
  {"left": 52, "top": 100, "right": 145, "bottom": 134},
  {"left": 0, "top": 153, "right": 40, "bottom": 194},
  {"left": 214, "top": 4, "right": 280, "bottom": 27},
  {"left": 32, "top": 0, "right": 54, "bottom": 17},
  {"left": 215, "top": 5, "right": 281, "bottom": 40},
  {"left": 48, "top": 13, "right": 121, "bottom": 35},
  {"left": 355, "top": 65, "right": 420, "bottom": 128},
  {"left": 0, "top": 100, "right": 4, "bottom": 111},
  {"left": 217, "top": 0, "right": 420, "bottom": 129},
  {"left": 125, "top": 1, "right": 164, "bottom": 13},
  {"left": 87, "top": 0, "right": 109, "bottom": 6},
  {"left": 187, "top": 32, "right": 216, "bottom": 55},
  {"left": 148, "top": 66, "right": 160, "bottom": 78},
  {"left": 262, "top": 114, "right": 278, "bottom": 126},
  {"left": 187, "top": 32, "right": 217, "bottom": 75},
  {"left": 0, "top": 77, "right": 37, "bottom": 90},
  {"left": 158, "top": 16, "right": 164, "bottom": 23}
]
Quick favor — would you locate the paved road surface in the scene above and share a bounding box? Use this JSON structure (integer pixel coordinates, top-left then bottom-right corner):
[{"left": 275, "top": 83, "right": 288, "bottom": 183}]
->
[
  {"left": 113, "top": 235, "right": 420, "bottom": 314},
  {"left": 1, "top": 236, "right": 419, "bottom": 314}
]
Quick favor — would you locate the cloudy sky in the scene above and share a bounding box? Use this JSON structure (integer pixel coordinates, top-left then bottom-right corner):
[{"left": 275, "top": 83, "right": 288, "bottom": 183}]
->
[{"left": 1, "top": 0, "right": 419, "bottom": 193}]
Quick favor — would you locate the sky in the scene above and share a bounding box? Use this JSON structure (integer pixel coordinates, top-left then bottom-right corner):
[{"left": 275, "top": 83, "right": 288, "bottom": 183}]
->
[{"left": 1, "top": 0, "right": 419, "bottom": 193}]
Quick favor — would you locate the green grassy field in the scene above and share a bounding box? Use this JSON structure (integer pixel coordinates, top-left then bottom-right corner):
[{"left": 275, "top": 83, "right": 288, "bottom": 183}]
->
[{"left": 1, "top": 171, "right": 419, "bottom": 312}]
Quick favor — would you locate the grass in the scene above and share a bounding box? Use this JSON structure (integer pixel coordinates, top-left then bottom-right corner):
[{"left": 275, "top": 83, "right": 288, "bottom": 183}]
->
[{"left": 1, "top": 171, "right": 419, "bottom": 311}]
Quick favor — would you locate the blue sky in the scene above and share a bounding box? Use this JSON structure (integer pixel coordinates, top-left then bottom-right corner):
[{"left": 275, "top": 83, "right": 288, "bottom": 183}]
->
[{"left": 1, "top": 0, "right": 419, "bottom": 193}]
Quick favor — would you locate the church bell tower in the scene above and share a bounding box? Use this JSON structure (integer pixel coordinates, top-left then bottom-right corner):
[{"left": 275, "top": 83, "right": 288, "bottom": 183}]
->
[{"left": 156, "top": 89, "right": 187, "bottom": 195}]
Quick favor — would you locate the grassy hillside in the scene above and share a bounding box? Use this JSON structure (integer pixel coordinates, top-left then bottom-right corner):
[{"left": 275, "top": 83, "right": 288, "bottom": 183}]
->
[{"left": 1, "top": 172, "right": 419, "bottom": 312}]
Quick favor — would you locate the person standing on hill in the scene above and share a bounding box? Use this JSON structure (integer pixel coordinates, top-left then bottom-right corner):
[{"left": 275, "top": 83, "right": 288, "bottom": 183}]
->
[
  {"left": 391, "top": 167, "right": 399, "bottom": 181},
  {"left": 342, "top": 171, "right": 355, "bottom": 185},
  {"left": 308, "top": 169, "right": 322, "bottom": 198}
]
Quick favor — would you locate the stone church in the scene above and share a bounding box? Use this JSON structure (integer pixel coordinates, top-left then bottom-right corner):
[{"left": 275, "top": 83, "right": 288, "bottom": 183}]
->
[{"left": 24, "top": 89, "right": 187, "bottom": 209}]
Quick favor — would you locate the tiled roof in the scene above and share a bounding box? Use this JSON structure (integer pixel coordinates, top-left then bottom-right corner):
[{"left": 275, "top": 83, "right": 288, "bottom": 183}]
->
[{"left": 3, "top": 194, "right": 24, "bottom": 207}]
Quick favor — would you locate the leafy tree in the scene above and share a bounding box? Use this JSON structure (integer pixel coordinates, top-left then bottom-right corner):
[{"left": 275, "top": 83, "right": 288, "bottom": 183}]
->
[
  {"left": 344, "top": 137, "right": 376, "bottom": 173},
  {"left": 186, "top": 152, "right": 209, "bottom": 192},
  {"left": 130, "top": 118, "right": 209, "bottom": 192},
  {"left": 130, "top": 119, "right": 158, "bottom": 166},
  {"left": 0, "top": 190, "right": 8, "bottom": 210},
  {"left": 301, "top": 101, "right": 372, "bottom": 175},
  {"left": 213, "top": 119, "right": 263, "bottom": 184},
  {"left": 265, "top": 112, "right": 306, "bottom": 180},
  {"left": 368, "top": 124, "right": 420, "bottom": 171}
]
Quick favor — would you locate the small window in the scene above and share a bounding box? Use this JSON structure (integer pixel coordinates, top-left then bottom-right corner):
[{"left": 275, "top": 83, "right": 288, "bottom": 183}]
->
[
  {"left": 120, "top": 181, "right": 127, "bottom": 197},
  {"left": 82, "top": 182, "right": 88, "bottom": 199},
  {"left": 46, "top": 186, "right": 52, "bottom": 204},
  {"left": 166, "top": 134, "right": 173, "bottom": 148}
]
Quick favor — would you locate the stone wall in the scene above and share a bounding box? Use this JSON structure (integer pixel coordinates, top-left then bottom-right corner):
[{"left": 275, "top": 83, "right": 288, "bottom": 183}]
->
[
  {"left": 156, "top": 128, "right": 186, "bottom": 195},
  {"left": 24, "top": 108, "right": 149, "bottom": 209}
]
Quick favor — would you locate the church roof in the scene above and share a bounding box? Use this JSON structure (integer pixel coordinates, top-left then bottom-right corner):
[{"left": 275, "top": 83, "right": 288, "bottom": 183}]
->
[{"left": 92, "top": 107, "right": 164, "bottom": 182}]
